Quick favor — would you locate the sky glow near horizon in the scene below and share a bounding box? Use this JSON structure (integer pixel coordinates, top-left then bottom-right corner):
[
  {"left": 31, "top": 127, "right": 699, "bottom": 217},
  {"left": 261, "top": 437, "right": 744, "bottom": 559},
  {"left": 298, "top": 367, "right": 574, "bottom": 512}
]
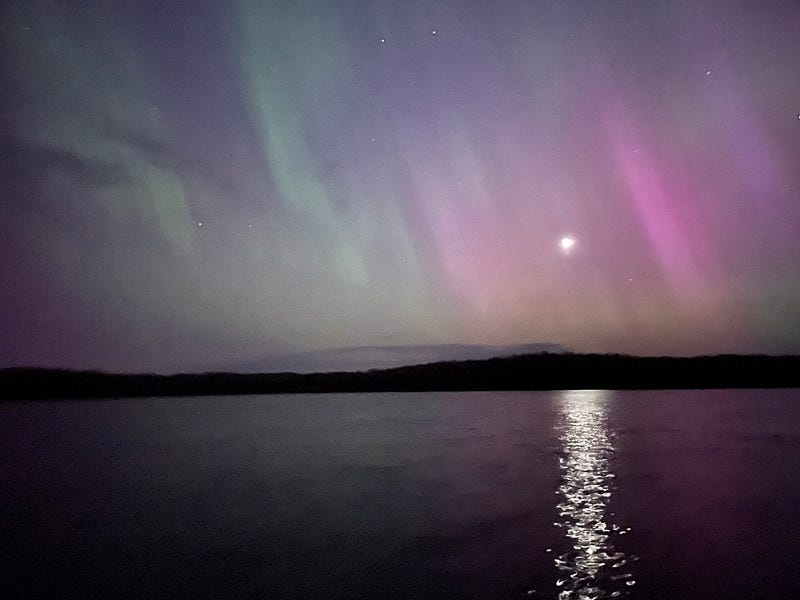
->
[{"left": 2, "top": 0, "right": 800, "bottom": 372}]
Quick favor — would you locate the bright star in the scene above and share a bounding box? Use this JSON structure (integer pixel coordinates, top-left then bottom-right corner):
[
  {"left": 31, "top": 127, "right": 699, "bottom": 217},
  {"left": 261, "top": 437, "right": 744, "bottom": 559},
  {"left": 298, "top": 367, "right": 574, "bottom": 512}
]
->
[{"left": 560, "top": 236, "right": 575, "bottom": 253}]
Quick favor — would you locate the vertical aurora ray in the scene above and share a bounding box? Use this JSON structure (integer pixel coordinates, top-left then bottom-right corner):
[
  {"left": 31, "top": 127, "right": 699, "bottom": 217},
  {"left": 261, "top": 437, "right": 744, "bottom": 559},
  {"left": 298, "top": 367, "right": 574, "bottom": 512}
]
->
[
  {"left": 604, "top": 104, "right": 701, "bottom": 297},
  {"left": 237, "top": 0, "right": 374, "bottom": 288},
  {"left": 234, "top": 0, "right": 460, "bottom": 349}
]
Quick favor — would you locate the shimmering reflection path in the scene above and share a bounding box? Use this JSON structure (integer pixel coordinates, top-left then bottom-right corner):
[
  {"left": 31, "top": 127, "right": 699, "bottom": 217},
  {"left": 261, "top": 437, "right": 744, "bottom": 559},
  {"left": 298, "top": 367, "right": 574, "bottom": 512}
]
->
[{"left": 554, "top": 390, "right": 634, "bottom": 599}]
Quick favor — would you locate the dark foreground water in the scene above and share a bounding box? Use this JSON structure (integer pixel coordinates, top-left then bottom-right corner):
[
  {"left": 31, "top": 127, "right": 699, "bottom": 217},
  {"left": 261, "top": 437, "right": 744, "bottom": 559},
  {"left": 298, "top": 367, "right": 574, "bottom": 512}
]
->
[{"left": 2, "top": 390, "right": 800, "bottom": 599}]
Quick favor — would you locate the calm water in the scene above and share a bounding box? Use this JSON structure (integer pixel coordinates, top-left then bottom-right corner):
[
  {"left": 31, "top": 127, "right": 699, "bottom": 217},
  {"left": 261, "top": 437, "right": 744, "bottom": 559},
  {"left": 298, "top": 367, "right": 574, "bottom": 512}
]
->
[{"left": 3, "top": 389, "right": 800, "bottom": 599}]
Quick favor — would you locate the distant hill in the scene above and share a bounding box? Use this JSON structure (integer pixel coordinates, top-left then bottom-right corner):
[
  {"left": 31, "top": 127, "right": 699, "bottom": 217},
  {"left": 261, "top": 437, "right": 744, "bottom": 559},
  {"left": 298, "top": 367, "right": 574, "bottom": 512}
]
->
[
  {"left": 223, "top": 343, "right": 569, "bottom": 373},
  {"left": 2, "top": 353, "right": 800, "bottom": 400}
]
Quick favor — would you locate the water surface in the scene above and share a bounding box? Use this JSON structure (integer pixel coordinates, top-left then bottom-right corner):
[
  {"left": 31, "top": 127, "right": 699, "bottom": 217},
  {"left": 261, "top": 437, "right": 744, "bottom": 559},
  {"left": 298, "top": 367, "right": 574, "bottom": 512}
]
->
[{"left": 2, "top": 389, "right": 800, "bottom": 599}]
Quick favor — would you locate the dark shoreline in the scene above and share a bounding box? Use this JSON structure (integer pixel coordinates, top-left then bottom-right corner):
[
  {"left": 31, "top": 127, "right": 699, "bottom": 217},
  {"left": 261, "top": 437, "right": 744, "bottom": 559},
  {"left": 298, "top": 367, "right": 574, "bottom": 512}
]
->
[{"left": 2, "top": 353, "right": 800, "bottom": 400}]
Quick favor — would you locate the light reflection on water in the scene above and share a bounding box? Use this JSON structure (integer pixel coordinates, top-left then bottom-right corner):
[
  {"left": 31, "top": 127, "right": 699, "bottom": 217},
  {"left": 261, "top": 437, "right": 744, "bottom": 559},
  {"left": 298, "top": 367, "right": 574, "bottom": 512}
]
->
[{"left": 555, "top": 390, "right": 633, "bottom": 599}]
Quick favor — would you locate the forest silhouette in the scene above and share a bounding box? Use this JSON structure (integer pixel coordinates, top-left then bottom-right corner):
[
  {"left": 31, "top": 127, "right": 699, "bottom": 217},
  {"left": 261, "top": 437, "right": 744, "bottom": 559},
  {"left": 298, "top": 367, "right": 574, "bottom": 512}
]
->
[{"left": 3, "top": 353, "right": 799, "bottom": 400}]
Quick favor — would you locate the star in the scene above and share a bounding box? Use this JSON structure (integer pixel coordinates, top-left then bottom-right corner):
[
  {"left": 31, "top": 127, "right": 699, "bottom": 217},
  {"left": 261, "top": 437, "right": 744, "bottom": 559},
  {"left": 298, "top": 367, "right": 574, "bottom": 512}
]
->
[
  {"left": 431, "top": 29, "right": 438, "bottom": 36},
  {"left": 705, "top": 69, "right": 712, "bottom": 76},
  {"left": 197, "top": 222, "right": 203, "bottom": 227},
  {"left": 380, "top": 37, "right": 385, "bottom": 44}
]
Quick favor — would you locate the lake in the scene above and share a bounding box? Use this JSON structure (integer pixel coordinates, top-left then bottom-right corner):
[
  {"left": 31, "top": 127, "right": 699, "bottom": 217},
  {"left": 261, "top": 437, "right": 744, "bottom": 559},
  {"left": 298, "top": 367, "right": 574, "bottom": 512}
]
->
[{"left": 2, "top": 389, "right": 800, "bottom": 599}]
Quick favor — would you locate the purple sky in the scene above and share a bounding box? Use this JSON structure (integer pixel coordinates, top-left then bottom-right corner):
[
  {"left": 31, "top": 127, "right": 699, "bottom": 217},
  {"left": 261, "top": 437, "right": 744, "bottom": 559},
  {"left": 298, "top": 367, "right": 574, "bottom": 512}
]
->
[{"left": 2, "top": 0, "right": 800, "bottom": 372}]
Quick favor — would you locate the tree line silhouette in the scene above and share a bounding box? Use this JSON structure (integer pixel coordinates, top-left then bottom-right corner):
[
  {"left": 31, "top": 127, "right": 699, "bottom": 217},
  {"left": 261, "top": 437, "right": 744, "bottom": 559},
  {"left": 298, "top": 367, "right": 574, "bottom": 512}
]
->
[{"left": 3, "top": 353, "right": 800, "bottom": 400}]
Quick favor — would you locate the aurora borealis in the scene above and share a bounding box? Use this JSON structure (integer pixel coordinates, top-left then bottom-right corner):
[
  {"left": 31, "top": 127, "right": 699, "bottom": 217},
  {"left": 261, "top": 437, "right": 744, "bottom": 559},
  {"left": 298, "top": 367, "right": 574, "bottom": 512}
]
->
[{"left": 2, "top": 0, "right": 800, "bottom": 372}]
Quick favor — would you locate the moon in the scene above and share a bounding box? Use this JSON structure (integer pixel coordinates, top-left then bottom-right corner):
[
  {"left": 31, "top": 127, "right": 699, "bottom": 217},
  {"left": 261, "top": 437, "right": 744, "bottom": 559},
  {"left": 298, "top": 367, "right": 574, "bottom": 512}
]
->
[{"left": 560, "top": 236, "right": 575, "bottom": 253}]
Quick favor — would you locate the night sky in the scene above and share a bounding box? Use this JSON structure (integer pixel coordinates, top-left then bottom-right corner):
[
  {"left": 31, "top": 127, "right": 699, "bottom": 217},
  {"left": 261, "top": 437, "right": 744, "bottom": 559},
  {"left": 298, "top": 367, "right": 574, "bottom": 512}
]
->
[{"left": 2, "top": 0, "right": 800, "bottom": 373}]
